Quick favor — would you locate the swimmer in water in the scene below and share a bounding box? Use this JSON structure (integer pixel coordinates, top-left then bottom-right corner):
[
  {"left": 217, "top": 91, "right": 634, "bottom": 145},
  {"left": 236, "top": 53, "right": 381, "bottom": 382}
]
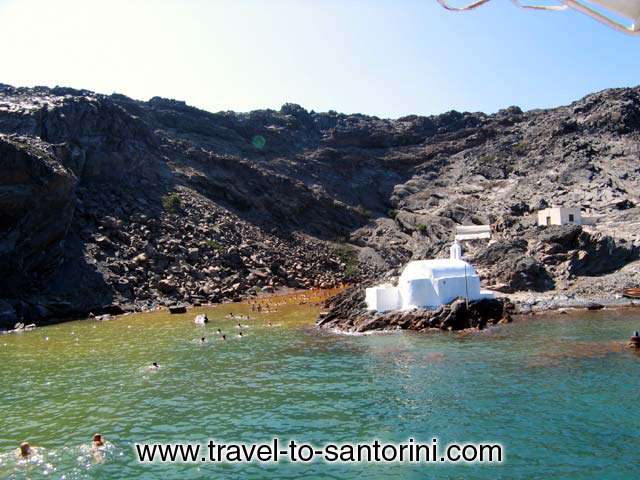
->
[
  {"left": 92, "top": 433, "right": 105, "bottom": 449},
  {"left": 91, "top": 433, "right": 107, "bottom": 463},
  {"left": 238, "top": 331, "right": 243, "bottom": 338},
  {"left": 200, "top": 337, "right": 207, "bottom": 344},
  {"left": 236, "top": 321, "right": 242, "bottom": 329},
  {"left": 17, "top": 442, "right": 36, "bottom": 459},
  {"left": 146, "top": 361, "right": 160, "bottom": 371},
  {"left": 221, "top": 334, "right": 226, "bottom": 341},
  {"left": 268, "top": 321, "right": 273, "bottom": 327}
]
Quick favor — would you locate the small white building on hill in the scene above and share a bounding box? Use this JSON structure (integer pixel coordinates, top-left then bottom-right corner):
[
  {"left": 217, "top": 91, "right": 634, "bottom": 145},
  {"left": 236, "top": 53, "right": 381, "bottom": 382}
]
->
[
  {"left": 537, "top": 207, "right": 582, "bottom": 226},
  {"left": 365, "top": 241, "right": 494, "bottom": 313}
]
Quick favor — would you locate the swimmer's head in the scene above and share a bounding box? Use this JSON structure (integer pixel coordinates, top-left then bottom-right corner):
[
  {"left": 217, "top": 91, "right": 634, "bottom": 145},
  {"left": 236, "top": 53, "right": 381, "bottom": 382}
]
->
[
  {"left": 19, "top": 442, "right": 31, "bottom": 457},
  {"left": 222, "top": 334, "right": 226, "bottom": 340},
  {"left": 201, "top": 337, "right": 206, "bottom": 342},
  {"left": 152, "top": 362, "right": 158, "bottom": 368},
  {"left": 93, "top": 433, "right": 104, "bottom": 446}
]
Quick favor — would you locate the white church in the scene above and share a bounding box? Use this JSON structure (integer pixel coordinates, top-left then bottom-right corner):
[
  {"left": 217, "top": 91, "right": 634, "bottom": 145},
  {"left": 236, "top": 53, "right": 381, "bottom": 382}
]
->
[{"left": 365, "top": 241, "right": 494, "bottom": 313}]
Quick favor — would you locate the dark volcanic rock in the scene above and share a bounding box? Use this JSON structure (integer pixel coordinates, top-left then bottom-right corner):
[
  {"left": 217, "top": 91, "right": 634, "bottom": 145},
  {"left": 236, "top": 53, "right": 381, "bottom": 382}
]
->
[
  {"left": 529, "top": 224, "right": 639, "bottom": 277},
  {"left": 568, "top": 230, "right": 639, "bottom": 277},
  {"left": 0, "top": 300, "right": 18, "bottom": 329},
  {"left": 1, "top": 82, "right": 640, "bottom": 323},
  {"left": 537, "top": 224, "right": 582, "bottom": 248},
  {"left": 0, "top": 135, "right": 77, "bottom": 294},
  {"left": 473, "top": 239, "right": 554, "bottom": 292}
]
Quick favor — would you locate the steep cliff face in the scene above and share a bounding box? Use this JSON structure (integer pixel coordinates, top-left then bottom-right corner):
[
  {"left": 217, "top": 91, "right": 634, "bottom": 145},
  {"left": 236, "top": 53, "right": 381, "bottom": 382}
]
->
[
  {"left": 0, "top": 135, "right": 77, "bottom": 294},
  {"left": 0, "top": 83, "right": 639, "bottom": 326}
]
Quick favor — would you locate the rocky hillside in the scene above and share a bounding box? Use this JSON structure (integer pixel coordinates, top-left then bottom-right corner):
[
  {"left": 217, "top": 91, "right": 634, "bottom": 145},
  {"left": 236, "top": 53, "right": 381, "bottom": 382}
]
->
[{"left": 1, "top": 83, "right": 640, "bottom": 326}]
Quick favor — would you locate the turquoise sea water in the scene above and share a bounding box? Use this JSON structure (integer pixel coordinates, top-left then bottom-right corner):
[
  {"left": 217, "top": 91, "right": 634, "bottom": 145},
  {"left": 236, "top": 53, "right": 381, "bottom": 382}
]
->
[{"left": 1, "top": 304, "right": 639, "bottom": 479}]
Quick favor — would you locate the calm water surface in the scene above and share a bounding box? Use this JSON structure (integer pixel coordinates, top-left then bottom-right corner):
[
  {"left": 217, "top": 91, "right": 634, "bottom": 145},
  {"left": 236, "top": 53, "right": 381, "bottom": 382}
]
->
[{"left": 1, "top": 304, "right": 639, "bottom": 479}]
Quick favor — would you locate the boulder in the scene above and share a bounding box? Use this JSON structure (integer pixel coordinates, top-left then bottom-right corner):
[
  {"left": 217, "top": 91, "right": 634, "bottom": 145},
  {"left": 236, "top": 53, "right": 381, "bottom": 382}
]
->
[
  {"left": 0, "top": 300, "right": 18, "bottom": 329},
  {"left": 473, "top": 240, "right": 554, "bottom": 292},
  {"left": 158, "top": 278, "right": 177, "bottom": 293},
  {"left": 133, "top": 253, "right": 148, "bottom": 264}
]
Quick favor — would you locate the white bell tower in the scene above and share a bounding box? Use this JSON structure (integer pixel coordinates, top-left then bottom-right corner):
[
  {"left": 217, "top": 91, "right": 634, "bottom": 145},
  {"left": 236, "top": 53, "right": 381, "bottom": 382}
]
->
[{"left": 450, "top": 240, "right": 462, "bottom": 260}]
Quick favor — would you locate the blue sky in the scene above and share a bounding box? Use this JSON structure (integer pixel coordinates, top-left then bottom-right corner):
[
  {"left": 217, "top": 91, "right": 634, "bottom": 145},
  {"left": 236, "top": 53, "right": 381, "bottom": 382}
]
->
[{"left": 0, "top": 0, "right": 638, "bottom": 118}]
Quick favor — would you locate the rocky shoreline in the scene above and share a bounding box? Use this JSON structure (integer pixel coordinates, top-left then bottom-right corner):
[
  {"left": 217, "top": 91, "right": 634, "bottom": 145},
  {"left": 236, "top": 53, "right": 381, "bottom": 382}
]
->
[
  {"left": 2, "top": 282, "right": 639, "bottom": 333},
  {"left": 316, "top": 285, "right": 640, "bottom": 334},
  {"left": 504, "top": 292, "right": 640, "bottom": 315},
  {"left": 317, "top": 286, "right": 513, "bottom": 333}
]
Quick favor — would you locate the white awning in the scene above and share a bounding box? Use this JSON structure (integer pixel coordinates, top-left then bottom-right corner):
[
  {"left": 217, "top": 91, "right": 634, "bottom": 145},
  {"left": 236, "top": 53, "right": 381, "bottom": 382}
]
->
[
  {"left": 455, "top": 232, "right": 491, "bottom": 241},
  {"left": 437, "top": 0, "right": 640, "bottom": 34},
  {"left": 589, "top": 0, "right": 640, "bottom": 21},
  {"left": 455, "top": 225, "right": 491, "bottom": 241}
]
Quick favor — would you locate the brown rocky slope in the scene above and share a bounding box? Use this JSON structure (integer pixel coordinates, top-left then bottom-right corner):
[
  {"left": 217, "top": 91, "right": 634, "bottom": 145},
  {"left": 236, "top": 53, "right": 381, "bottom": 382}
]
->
[{"left": 1, "top": 83, "right": 640, "bottom": 327}]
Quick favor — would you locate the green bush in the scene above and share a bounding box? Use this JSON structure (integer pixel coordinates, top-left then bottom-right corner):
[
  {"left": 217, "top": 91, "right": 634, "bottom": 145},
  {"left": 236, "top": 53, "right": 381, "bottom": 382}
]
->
[
  {"left": 417, "top": 224, "right": 428, "bottom": 234},
  {"left": 205, "top": 239, "right": 223, "bottom": 252},
  {"left": 388, "top": 209, "right": 398, "bottom": 219},
  {"left": 162, "top": 193, "right": 182, "bottom": 214},
  {"left": 343, "top": 264, "right": 360, "bottom": 282},
  {"left": 334, "top": 244, "right": 360, "bottom": 282},
  {"left": 513, "top": 142, "right": 528, "bottom": 155},
  {"left": 478, "top": 154, "right": 496, "bottom": 163},
  {"left": 334, "top": 244, "right": 354, "bottom": 263}
]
